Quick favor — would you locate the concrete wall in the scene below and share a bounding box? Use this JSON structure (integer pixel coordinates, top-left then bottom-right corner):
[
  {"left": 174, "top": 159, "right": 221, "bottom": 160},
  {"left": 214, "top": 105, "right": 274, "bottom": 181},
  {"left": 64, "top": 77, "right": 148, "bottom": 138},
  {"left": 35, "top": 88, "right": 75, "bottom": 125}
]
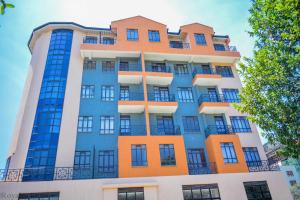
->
[{"left": 0, "top": 172, "right": 292, "bottom": 200}]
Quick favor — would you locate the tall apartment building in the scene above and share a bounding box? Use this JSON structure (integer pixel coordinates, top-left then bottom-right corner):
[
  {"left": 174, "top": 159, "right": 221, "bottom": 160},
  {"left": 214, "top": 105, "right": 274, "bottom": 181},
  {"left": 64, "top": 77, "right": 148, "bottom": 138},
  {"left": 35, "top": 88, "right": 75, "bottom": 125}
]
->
[{"left": 0, "top": 16, "right": 292, "bottom": 200}]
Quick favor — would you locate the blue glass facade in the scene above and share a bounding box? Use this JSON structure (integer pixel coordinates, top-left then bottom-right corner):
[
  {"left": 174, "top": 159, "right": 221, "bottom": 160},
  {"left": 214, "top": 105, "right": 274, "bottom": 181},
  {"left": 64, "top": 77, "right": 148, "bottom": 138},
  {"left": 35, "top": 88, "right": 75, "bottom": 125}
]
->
[{"left": 23, "top": 29, "right": 73, "bottom": 181}]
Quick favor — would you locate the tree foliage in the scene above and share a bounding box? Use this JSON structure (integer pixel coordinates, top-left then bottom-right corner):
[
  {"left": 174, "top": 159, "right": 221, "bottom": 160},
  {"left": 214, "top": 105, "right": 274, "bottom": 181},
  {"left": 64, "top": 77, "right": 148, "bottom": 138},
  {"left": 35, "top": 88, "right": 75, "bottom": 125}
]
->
[
  {"left": 0, "top": 0, "right": 14, "bottom": 15},
  {"left": 236, "top": 0, "right": 300, "bottom": 158}
]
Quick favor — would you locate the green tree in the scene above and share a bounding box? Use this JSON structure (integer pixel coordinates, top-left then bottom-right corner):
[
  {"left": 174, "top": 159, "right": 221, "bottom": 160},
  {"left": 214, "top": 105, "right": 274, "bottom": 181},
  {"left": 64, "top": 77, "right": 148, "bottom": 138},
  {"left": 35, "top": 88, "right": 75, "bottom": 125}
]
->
[
  {"left": 0, "top": 0, "right": 14, "bottom": 15},
  {"left": 236, "top": 0, "right": 300, "bottom": 158}
]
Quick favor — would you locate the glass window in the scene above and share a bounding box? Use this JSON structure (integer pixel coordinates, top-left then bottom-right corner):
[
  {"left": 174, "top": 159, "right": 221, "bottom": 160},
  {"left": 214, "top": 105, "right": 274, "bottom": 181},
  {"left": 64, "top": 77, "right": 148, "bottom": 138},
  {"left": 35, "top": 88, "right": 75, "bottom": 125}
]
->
[
  {"left": 174, "top": 64, "right": 189, "bottom": 75},
  {"left": 120, "top": 86, "right": 129, "bottom": 101},
  {"left": 148, "top": 30, "right": 160, "bottom": 42},
  {"left": 177, "top": 87, "right": 194, "bottom": 102},
  {"left": 244, "top": 181, "right": 272, "bottom": 200},
  {"left": 131, "top": 144, "right": 147, "bottom": 166},
  {"left": 118, "top": 188, "right": 144, "bottom": 200},
  {"left": 187, "top": 149, "right": 207, "bottom": 175},
  {"left": 182, "top": 184, "right": 221, "bottom": 200},
  {"left": 101, "top": 86, "right": 114, "bottom": 101},
  {"left": 84, "top": 36, "right": 97, "bottom": 44},
  {"left": 160, "top": 144, "right": 176, "bottom": 166},
  {"left": 127, "top": 29, "right": 139, "bottom": 41},
  {"left": 221, "top": 143, "right": 238, "bottom": 163},
  {"left": 216, "top": 66, "right": 233, "bottom": 77},
  {"left": 83, "top": 59, "right": 96, "bottom": 70},
  {"left": 230, "top": 116, "right": 251, "bottom": 133},
  {"left": 74, "top": 151, "right": 91, "bottom": 169},
  {"left": 100, "top": 116, "right": 114, "bottom": 134},
  {"left": 77, "top": 116, "right": 93, "bottom": 133},
  {"left": 214, "top": 44, "right": 225, "bottom": 51},
  {"left": 81, "top": 85, "right": 95, "bottom": 98},
  {"left": 18, "top": 192, "right": 59, "bottom": 200},
  {"left": 102, "top": 61, "right": 115, "bottom": 72},
  {"left": 157, "top": 116, "right": 175, "bottom": 135},
  {"left": 222, "top": 89, "right": 240, "bottom": 103},
  {"left": 182, "top": 116, "right": 200, "bottom": 133},
  {"left": 151, "top": 63, "right": 167, "bottom": 72},
  {"left": 120, "top": 115, "right": 130, "bottom": 135},
  {"left": 119, "top": 61, "right": 129, "bottom": 71},
  {"left": 243, "top": 147, "right": 261, "bottom": 166},
  {"left": 98, "top": 150, "right": 115, "bottom": 173},
  {"left": 194, "top": 33, "right": 207, "bottom": 45},
  {"left": 102, "top": 37, "right": 115, "bottom": 45}
]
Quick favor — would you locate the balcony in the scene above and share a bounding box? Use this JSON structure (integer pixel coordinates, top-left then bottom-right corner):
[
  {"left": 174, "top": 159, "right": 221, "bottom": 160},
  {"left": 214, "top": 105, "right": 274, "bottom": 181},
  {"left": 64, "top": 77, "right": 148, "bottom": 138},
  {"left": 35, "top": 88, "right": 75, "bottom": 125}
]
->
[
  {"left": 118, "top": 93, "right": 145, "bottom": 113},
  {"left": 205, "top": 125, "right": 234, "bottom": 137},
  {"left": 192, "top": 67, "right": 221, "bottom": 86},
  {"left": 169, "top": 41, "right": 190, "bottom": 49},
  {"left": 118, "top": 63, "right": 142, "bottom": 84},
  {"left": 198, "top": 94, "right": 230, "bottom": 114},
  {"left": 147, "top": 93, "right": 178, "bottom": 114},
  {"left": 145, "top": 65, "right": 173, "bottom": 86},
  {"left": 0, "top": 166, "right": 118, "bottom": 182},
  {"left": 246, "top": 160, "right": 280, "bottom": 172},
  {"left": 119, "top": 125, "right": 146, "bottom": 136},
  {"left": 83, "top": 36, "right": 116, "bottom": 45},
  {"left": 188, "top": 162, "right": 216, "bottom": 175},
  {"left": 150, "top": 125, "right": 181, "bottom": 136}
]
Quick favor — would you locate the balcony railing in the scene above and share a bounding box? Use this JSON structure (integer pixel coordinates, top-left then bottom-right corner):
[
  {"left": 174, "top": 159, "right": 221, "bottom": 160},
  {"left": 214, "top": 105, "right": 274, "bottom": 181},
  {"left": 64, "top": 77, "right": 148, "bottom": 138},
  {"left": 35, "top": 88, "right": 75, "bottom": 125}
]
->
[
  {"left": 192, "top": 67, "right": 217, "bottom": 77},
  {"left": 119, "top": 63, "right": 142, "bottom": 71},
  {"left": 169, "top": 41, "right": 190, "bottom": 49},
  {"left": 247, "top": 160, "right": 280, "bottom": 172},
  {"left": 145, "top": 65, "right": 171, "bottom": 73},
  {"left": 205, "top": 125, "right": 234, "bottom": 137},
  {"left": 188, "top": 162, "right": 217, "bottom": 175},
  {"left": 119, "top": 125, "right": 147, "bottom": 136},
  {"left": 119, "top": 92, "right": 144, "bottom": 101},
  {"left": 226, "top": 46, "right": 237, "bottom": 52},
  {"left": 0, "top": 166, "right": 118, "bottom": 182},
  {"left": 198, "top": 94, "right": 240, "bottom": 105},
  {"left": 150, "top": 125, "right": 181, "bottom": 136},
  {"left": 83, "top": 36, "right": 116, "bottom": 45},
  {"left": 147, "top": 93, "right": 176, "bottom": 102}
]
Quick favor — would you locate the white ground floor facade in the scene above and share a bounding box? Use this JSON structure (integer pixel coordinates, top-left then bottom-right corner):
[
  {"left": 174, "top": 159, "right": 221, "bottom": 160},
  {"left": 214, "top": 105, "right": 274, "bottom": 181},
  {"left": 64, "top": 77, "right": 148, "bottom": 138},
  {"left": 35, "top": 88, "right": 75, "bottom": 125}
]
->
[{"left": 0, "top": 171, "right": 293, "bottom": 200}]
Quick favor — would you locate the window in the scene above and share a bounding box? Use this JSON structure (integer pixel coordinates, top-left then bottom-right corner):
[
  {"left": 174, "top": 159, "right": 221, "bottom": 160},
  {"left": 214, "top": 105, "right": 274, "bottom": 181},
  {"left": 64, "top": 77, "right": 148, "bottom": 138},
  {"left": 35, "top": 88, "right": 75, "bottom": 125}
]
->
[
  {"left": 230, "top": 116, "right": 251, "bottom": 133},
  {"left": 118, "top": 188, "right": 144, "bottom": 200},
  {"left": 216, "top": 66, "right": 233, "bottom": 77},
  {"left": 221, "top": 143, "right": 237, "bottom": 163},
  {"left": 74, "top": 151, "right": 91, "bottom": 169},
  {"left": 127, "top": 29, "right": 138, "bottom": 41},
  {"left": 102, "top": 37, "right": 114, "bottom": 45},
  {"left": 174, "top": 64, "right": 189, "bottom": 75},
  {"left": 222, "top": 89, "right": 240, "bottom": 103},
  {"left": 102, "top": 61, "right": 115, "bottom": 72},
  {"left": 119, "top": 61, "right": 129, "bottom": 71},
  {"left": 151, "top": 63, "right": 167, "bottom": 72},
  {"left": 160, "top": 144, "right": 176, "bottom": 166},
  {"left": 153, "top": 87, "right": 170, "bottom": 102},
  {"left": 83, "top": 59, "right": 96, "bottom": 70},
  {"left": 148, "top": 30, "right": 160, "bottom": 42},
  {"left": 177, "top": 87, "right": 194, "bottom": 102},
  {"left": 244, "top": 181, "right": 272, "bottom": 200},
  {"left": 290, "top": 180, "right": 297, "bottom": 186},
  {"left": 182, "top": 116, "right": 200, "bottom": 133},
  {"left": 120, "top": 86, "right": 129, "bottom": 101},
  {"left": 187, "top": 149, "right": 207, "bottom": 175},
  {"left": 120, "top": 115, "right": 130, "bottom": 135},
  {"left": 214, "top": 44, "right": 225, "bottom": 51},
  {"left": 243, "top": 147, "right": 261, "bottom": 166},
  {"left": 84, "top": 36, "right": 97, "bottom": 44},
  {"left": 194, "top": 33, "right": 207, "bottom": 45},
  {"left": 19, "top": 192, "right": 59, "bottom": 200},
  {"left": 81, "top": 85, "right": 95, "bottom": 98},
  {"left": 131, "top": 144, "right": 147, "bottom": 166},
  {"left": 182, "top": 184, "right": 221, "bottom": 200},
  {"left": 77, "top": 116, "right": 93, "bottom": 133},
  {"left": 101, "top": 86, "right": 114, "bottom": 101},
  {"left": 100, "top": 116, "right": 114, "bottom": 134},
  {"left": 200, "top": 65, "right": 212, "bottom": 74},
  {"left": 98, "top": 150, "right": 115, "bottom": 173},
  {"left": 157, "top": 116, "right": 175, "bottom": 135},
  {"left": 286, "top": 171, "right": 294, "bottom": 177}
]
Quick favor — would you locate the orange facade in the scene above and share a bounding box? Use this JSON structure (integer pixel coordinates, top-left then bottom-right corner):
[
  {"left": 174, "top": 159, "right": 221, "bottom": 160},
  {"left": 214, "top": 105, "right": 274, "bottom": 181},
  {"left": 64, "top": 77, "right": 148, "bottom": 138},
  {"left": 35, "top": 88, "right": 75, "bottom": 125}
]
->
[
  {"left": 118, "top": 136, "right": 189, "bottom": 178},
  {"left": 205, "top": 134, "right": 249, "bottom": 174}
]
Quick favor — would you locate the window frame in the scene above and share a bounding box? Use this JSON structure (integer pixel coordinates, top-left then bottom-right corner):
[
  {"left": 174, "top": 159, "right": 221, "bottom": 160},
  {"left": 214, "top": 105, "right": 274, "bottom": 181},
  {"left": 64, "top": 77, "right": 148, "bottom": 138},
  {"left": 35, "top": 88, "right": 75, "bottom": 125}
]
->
[
  {"left": 81, "top": 85, "right": 95, "bottom": 99},
  {"left": 77, "top": 116, "right": 93, "bottom": 133},
  {"left": 174, "top": 64, "right": 189, "bottom": 75},
  {"left": 98, "top": 150, "right": 115, "bottom": 173},
  {"left": 222, "top": 88, "right": 240, "bottom": 103},
  {"left": 101, "top": 85, "right": 115, "bottom": 101},
  {"left": 159, "top": 144, "right": 176, "bottom": 166},
  {"left": 243, "top": 147, "right": 261, "bottom": 166},
  {"left": 177, "top": 87, "right": 194, "bottom": 103},
  {"left": 83, "top": 59, "right": 96, "bottom": 70},
  {"left": 182, "top": 184, "right": 221, "bottom": 200},
  {"left": 221, "top": 143, "right": 238, "bottom": 164},
  {"left": 182, "top": 116, "right": 200, "bottom": 133},
  {"left": 118, "top": 187, "right": 144, "bottom": 200},
  {"left": 243, "top": 181, "right": 272, "bottom": 200},
  {"left": 215, "top": 66, "right": 234, "bottom": 77},
  {"left": 100, "top": 116, "right": 114, "bottom": 134},
  {"left": 74, "top": 151, "right": 91, "bottom": 169},
  {"left": 148, "top": 30, "right": 160, "bottom": 42},
  {"left": 102, "top": 61, "right": 115, "bottom": 72},
  {"left": 131, "top": 144, "right": 148, "bottom": 167},
  {"left": 230, "top": 116, "right": 251, "bottom": 133}
]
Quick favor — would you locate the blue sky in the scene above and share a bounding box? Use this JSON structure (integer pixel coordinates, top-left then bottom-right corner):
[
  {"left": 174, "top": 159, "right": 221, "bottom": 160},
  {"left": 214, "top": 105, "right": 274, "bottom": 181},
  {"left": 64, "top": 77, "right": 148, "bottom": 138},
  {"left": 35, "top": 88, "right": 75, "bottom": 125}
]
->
[{"left": 0, "top": 0, "right": 256, "bottom": 168}]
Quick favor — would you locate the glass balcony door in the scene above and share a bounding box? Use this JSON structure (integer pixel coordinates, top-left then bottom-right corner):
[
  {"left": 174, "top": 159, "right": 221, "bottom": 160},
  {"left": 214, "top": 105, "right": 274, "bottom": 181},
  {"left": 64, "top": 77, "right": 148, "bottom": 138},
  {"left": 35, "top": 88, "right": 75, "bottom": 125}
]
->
[
  {"left": 157, "top": 116, "right": 174, "bottom": 135},
  {"left": 120, "top": 116, "right": 131, "bottom": 135},
  {"left": 120, "top": 86, "right": 129, "bottom": 101},
  {"left": 214, "top": 116, "right": 227, "bottom": 134},
  {"left": 208, "top": 88, "right": 219, "bottom": 102},
  {"left": 154, "top": 87, "right": 169, "bottom": 102}
]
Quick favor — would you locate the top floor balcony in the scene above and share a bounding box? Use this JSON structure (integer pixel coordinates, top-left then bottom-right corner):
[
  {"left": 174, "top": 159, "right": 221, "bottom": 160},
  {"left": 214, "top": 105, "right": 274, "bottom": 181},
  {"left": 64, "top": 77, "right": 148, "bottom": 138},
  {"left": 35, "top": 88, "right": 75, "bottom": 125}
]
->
[
  {"left": 83, "top": 36, "right": 116, "bottom": 45},
  {"left": 169, "top": 41, "right": 190, "bottom": 49}
]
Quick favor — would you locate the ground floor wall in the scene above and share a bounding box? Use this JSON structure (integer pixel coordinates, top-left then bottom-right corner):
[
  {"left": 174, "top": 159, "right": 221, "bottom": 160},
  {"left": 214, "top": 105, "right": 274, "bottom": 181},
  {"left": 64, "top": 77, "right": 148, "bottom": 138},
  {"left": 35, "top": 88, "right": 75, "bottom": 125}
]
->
[{"left": 0, "top": 171, "right": 292, "bottom": 200}]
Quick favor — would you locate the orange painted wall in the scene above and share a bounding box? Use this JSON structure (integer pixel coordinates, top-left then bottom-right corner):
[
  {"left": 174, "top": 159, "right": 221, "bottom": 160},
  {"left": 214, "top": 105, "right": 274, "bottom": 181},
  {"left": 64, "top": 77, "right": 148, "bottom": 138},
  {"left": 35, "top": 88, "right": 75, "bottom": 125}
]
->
[
  {"left": 118, "top": 136, "right": 188, "bottom": 178},
  {"left": 80, "top": 16, "right": 240, "bottom": 58},
  {"left": 205, "top": 135, "right": 248, "bottom": 174}
]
